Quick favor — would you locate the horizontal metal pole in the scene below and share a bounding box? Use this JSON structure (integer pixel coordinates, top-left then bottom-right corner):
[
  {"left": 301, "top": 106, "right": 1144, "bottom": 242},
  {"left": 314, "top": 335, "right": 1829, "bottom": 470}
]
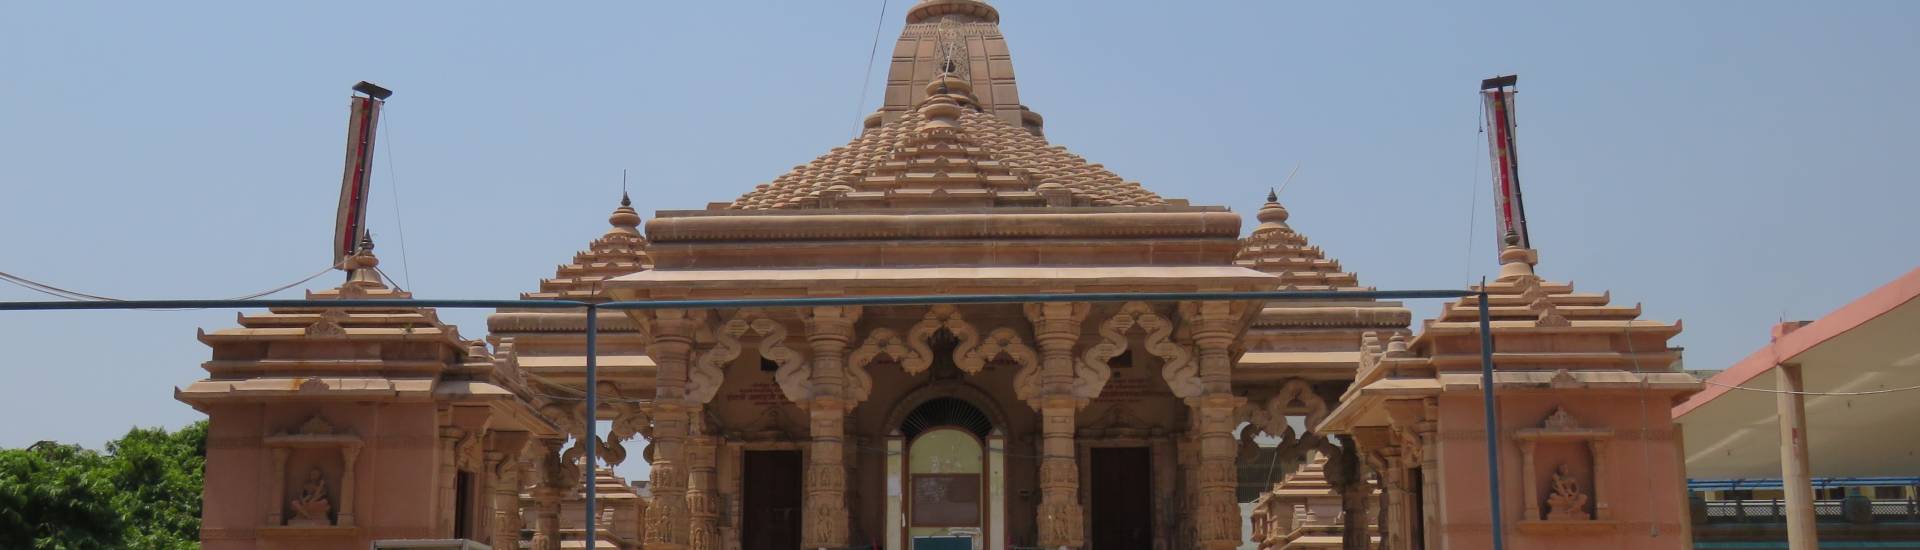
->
[
  {"left": 0, "top": 289, "right": 1473, "bottom": 313},
  {"left": 0, "top": 299, "right": 588, "bottom": 311},
  {"left": 596, "top": 289, "right": 1473, "bottom": 310}
]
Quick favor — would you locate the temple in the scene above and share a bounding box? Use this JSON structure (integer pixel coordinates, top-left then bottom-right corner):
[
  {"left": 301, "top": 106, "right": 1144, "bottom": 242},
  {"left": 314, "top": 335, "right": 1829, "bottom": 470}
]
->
[{"left": 176, "top": 1, "right": 1700, "bottom": 549}]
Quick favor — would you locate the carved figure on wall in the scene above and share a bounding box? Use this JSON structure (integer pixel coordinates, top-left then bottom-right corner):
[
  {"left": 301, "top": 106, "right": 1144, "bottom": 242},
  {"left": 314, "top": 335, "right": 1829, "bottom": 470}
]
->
[
  {"left": 288, "top": 468, "right": 332, "bottom": 526},
  {"left": 1545, "top": 464, "right": 1590, "bottom": 520}
]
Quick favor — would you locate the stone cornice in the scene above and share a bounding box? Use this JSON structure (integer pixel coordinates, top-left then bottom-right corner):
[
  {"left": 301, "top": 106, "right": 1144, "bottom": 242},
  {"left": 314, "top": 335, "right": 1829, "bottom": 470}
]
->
[{"left": 646, "top": 208, "right": 1239, "bottom": 243}]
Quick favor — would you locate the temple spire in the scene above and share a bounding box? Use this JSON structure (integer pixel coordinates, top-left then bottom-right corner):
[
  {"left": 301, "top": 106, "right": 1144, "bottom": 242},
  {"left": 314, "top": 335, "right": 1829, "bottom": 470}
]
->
[{"left": 906, "top": 0, "right": 998, "bottom": 24}]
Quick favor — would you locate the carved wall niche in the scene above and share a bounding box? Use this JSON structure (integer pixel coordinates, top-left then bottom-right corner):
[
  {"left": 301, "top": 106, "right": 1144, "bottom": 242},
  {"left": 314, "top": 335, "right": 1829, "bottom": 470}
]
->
[
  {"left": 263, "top": 415, "right": 362, "bottom": 534},
  {"left": 1514, "top": 406, "right": 1615, "bottom": 535}
]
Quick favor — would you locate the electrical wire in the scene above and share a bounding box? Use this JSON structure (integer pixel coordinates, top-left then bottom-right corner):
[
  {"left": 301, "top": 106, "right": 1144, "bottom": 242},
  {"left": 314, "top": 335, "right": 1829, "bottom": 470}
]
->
[
  {"left": 1464, "top": 97, "right": 1486, "bottom": 286},
  {"left": 851, "top": 0, "right": 891, "bottom": 136},
  {"left": 1621, "top": 320, "right": 1662, "bottom": 537},
  {"left": 380, "top": 105, "right": 415, "bottom": 291},
  {"left": 1699, "top": 379, "right": 1920, "bottom": 397},
  {"left": 0, "top": 264, "right": 341, "bottom": 303}
]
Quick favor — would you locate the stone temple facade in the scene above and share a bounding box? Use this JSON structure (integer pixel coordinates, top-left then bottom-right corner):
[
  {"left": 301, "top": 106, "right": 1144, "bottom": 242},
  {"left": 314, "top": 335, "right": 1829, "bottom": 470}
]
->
[{"left": 178, "top": 1, "right": 1699, "bottom": 549}]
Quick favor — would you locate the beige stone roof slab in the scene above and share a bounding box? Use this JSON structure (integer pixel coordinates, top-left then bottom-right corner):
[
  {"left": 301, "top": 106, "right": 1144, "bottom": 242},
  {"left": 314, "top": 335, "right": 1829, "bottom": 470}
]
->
[
  {"left": 514, "top": 355, "right": 656, "bottom": 370},
  {"left": 1237, "top": 351, "right": 1360, "bottom": 371},
  {"left": 609, "top": 265, "right": 1278, "bottom": 299},
  {"left": 1434, "top": 371, "right": 1702, "bottom": 393},
  {"left": 176, "top": 377, "right": 438, "bottom": 401}
]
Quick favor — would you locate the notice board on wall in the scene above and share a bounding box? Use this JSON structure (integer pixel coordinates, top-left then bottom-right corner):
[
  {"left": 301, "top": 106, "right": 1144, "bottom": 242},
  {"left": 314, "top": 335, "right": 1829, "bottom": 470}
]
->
[{"left": 910, "top": 473, "right": 982, "bottom": 526}]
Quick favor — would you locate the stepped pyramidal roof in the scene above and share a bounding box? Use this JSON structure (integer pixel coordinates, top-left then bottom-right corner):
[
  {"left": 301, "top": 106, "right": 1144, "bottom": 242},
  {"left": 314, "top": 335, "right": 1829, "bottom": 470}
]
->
[
  {"left": 725, "top": 0, "right": 1167, "bottom": 210},
  {"left": 1236, "top": 192, "right": 1366, "bottom": 291},
  {"left": 522, "top": 193, "right": 654, "bottom": 302}
]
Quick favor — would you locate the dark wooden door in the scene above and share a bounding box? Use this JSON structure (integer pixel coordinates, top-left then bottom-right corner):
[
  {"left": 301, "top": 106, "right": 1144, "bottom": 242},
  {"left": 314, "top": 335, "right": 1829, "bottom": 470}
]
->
[
  {"left": 743, "top": 450, "right": 803, "bottom": 550},
  {"left": 1089, "top": 447, "right": 1153, "bottom": 549}
]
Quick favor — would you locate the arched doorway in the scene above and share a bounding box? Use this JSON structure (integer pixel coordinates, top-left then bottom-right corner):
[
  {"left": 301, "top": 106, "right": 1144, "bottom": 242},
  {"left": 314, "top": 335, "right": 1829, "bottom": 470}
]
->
[{"left": 889, "top": 396, "right": 1005, "bottom": 550}]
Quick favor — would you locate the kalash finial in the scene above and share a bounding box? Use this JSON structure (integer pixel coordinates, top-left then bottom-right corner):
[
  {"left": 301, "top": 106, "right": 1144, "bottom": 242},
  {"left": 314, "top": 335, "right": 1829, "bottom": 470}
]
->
[
  {"left": 343, "top": 234, "right": 386, "bottom": 289},
  {"left": 1495, "top": 229, "right": 1541, "bottom": 282},
  {"left": 607, "top": 192, "right": 642, "bottom": 236},
  {"left": 1251, "top": 189, "right": 1291, "bottom": 235}
]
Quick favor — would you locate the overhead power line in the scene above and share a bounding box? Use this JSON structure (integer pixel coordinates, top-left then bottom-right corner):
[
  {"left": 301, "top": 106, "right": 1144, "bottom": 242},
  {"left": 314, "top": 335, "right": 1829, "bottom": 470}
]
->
[{"left": 0, "top": 264, "right": 341, "bottom": 303}]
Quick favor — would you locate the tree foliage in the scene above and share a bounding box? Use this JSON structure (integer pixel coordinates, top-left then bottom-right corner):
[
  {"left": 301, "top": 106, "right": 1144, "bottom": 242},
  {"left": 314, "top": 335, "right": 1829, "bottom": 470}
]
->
[{"left": 0, "top": 422, "right": 205, "bottom": 549}]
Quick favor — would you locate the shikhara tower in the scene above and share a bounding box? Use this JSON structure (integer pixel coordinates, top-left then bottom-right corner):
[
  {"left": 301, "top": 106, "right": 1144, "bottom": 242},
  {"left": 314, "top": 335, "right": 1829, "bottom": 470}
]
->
[{"left": 179, "top": 1, "right": 1698, "bottom": 549}]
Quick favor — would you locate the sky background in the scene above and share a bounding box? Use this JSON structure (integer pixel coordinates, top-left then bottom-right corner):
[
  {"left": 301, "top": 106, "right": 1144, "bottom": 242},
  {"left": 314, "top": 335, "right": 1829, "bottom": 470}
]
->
[{"left": 2, "top": 0, "right": 1916, "bottom": 483}]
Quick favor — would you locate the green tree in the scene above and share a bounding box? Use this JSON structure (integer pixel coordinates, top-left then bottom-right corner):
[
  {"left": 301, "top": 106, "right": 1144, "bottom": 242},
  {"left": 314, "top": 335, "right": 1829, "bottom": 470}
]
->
[
  {"left": 103, "top": 422, "right": 205, "bottom": 549},
  {"left": 0, "top": 422, "right": 206, "bottom": 549},
  {"left": 0, "top": 443, "right": 123, "bottom": 549}
]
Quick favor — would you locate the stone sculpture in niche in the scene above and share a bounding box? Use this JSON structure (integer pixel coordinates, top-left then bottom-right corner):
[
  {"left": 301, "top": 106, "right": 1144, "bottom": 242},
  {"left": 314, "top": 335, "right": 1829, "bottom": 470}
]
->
[
  {"left": 1545, "top": 464, "right": 1590, "bottom": 520},
  {"left": 288, "top": 468, "right": 332, "bottom": 526}
]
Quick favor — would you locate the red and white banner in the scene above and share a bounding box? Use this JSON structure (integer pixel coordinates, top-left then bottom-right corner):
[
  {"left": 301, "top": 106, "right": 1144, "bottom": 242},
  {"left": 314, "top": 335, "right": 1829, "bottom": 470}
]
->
[
  {"left": 333, "top": 95, "right": 381, "bottom": 266},
  {"left": 1482, "top": 80, "right": 1530, "bottom": 250}
]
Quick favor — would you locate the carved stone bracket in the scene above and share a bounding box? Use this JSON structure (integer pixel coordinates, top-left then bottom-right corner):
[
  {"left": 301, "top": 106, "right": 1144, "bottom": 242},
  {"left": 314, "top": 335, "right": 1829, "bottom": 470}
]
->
[
  {"left": 1087, "top": 302, "right": 1197, "bottom": 399},
  {"left": 903, "top": 304, "right": 981, "bottom": 375},
  {"left": 849, "top": 327, "right": 919, "bottom": 404},
  {"left": 1244, "top": 379, "right": 1330, "bottom": 439},
  {"left": 757, "top": 317, "right": 812, "bottom": 403},
  {"left": 963, "top": 327, "right": 1039, "bottom": 402},
  {"left": 690, "top": 313, "right": 748, "bottom": 405}
]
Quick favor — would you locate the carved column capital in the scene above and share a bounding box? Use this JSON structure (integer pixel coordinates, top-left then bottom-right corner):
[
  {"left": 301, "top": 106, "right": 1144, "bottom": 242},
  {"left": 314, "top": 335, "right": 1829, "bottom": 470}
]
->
[{"left": 801, "top": 305, "right": 862, "bottom": 404}]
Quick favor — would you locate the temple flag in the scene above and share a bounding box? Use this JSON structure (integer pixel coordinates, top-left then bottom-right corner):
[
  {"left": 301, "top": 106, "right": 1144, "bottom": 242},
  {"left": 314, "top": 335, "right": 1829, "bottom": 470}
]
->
[
  {"left": 1481, "top": 75, "right": 1530, "bottom": 249},
  {"left": 333, "top": 82, "right": 391, "bottom": 266}
]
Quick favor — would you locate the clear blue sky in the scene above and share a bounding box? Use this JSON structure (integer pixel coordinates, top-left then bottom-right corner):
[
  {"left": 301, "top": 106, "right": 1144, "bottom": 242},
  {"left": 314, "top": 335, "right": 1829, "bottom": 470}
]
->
[{"left": 3, "top": 1, "right": 1915, "bottom": 484}]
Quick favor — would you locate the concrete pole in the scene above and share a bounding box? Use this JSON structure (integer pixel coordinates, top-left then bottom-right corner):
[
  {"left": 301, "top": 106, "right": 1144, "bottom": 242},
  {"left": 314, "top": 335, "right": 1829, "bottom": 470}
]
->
[{"left": 1776, "top": 363, "right": 1818, "bottom": 550}]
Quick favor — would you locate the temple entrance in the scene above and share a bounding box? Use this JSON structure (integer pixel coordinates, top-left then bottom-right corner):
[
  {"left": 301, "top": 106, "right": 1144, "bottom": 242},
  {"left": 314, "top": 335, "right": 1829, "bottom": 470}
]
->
[
  {"left": 1089, "top": 446, "right": 1153, "bottom": 548},
  {"left": 742, "top": 450, "right": 803, "bottom": 550},
  {"left": 891, "top": 395, "right": 1003, "bottom": 550}
]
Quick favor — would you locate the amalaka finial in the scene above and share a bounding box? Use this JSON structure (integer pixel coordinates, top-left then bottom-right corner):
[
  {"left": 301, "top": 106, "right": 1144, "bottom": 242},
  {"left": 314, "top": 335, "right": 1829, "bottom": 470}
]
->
[
  {"left": 607, "top": 193, "right": 642, "bottom": 236},
  {"left": 1254, "top": 190, "right": 1290, "bottom": 230},
  {"left": 906, "top": 0, "right": 999, "bottom": 24},
  {"left": 1495, "top": 230, "right": 1541, "bottom": 282}
]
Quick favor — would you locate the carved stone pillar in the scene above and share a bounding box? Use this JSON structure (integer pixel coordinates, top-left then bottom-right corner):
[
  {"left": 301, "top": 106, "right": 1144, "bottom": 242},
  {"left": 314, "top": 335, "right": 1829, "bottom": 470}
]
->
[
  {"left": 487, "top": 450, "right": 520, "bottom": 550},
  {"left": 439, "top": 426, "right": 462, "bottom": 536},
  {"left": 1379, "top": 447, "right": 1409, "bottom": 550},
  {"left": 1185, "top": 300, "right": 1243, "bottom": 550},
  {"left": 269, "top": 447, "right": 289, "bottom": 525},
  {"left": 531, "top": 436, "right": 567, "bottom": 550},
  {"left": 1027, "top": 302, "right": 1088, "bottom": 549},
  {"left": 687, "top": 435, "right": 720, "bottom": 550},
  {"left": 1417, "top": 416, "right": 1440, "bottom": 550},
  {"left": 531, "top": 485, "right": 563, "bottom": 550},
  {"left": 645, "top": 309, "right": 699, "bottom": 550},
  {"left": 340, "top": 445, "right": 360, "bottom": 527},
  {"left": 487, "top": 432, "right": 530, "bottom": 550},
  {"left": 802, "top": 305, "right": 860, "bottom": 549}
]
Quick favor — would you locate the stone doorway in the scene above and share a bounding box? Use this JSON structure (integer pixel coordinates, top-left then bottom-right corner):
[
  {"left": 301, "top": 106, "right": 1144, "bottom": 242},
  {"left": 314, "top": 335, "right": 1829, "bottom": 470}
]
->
[
  {"left": 1089, "top": 446, "right": 1153, "bottom": 548},
  {"left": 742, "top": 450, "right": 803, "bottom": 550}
]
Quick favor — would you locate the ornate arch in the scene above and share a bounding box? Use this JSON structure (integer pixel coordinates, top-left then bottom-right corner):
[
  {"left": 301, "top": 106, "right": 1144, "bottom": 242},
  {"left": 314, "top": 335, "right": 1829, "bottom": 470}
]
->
[
  {"left": 688, "top": 309, "right": 812, "bottom": 404},
  {"left": 1083, "top": 302, "right": 1197, "bottom": 400},
  {"left": 848, "top": 327, "right": 917, "bottom": 404},
  {"left": 901, "top": 305, "right": 981, "bottom": 375},
  {"left": 1242, "top": 378, "right": 1330, "bottom": 439},
  {"left": 880, "top": 382, "right": 1012, "bottom": 440}
]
